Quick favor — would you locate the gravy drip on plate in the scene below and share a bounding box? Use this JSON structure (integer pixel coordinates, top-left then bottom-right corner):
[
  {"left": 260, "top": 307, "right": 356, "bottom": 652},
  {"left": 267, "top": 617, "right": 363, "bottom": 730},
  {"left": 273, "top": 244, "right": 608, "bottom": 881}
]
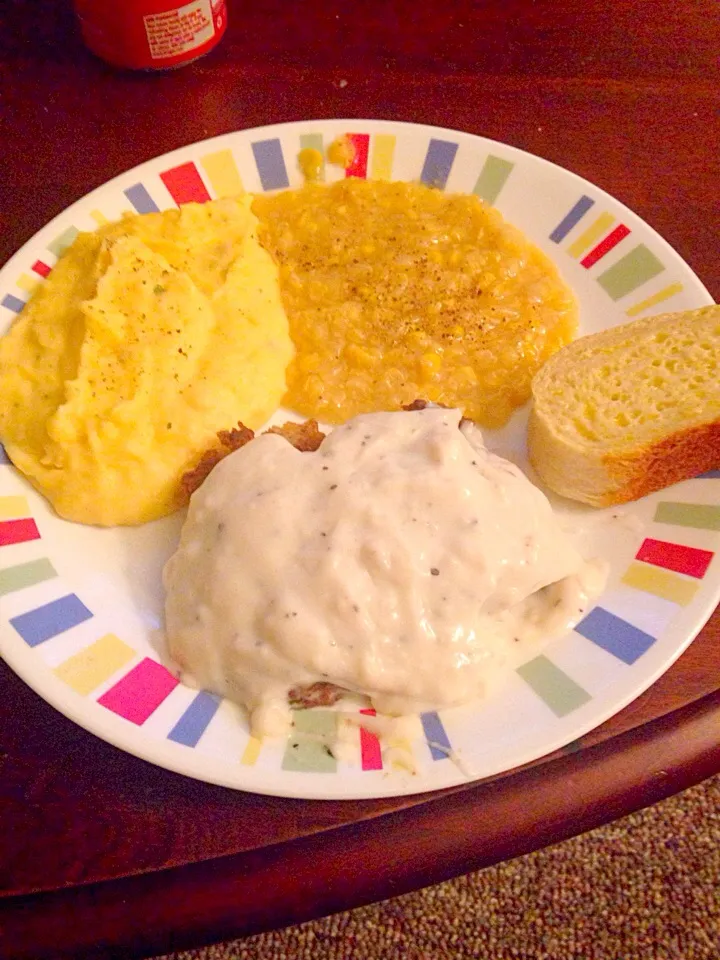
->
[{"left": 164, "top": 408, "right": 605, "bottom": 736}]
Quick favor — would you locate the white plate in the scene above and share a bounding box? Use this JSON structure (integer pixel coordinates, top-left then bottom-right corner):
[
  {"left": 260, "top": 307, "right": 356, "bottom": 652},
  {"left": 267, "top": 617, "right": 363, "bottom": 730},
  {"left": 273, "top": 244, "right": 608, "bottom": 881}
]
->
[{"left": 0, "top": 120, "right": 717, "bottom": 800}]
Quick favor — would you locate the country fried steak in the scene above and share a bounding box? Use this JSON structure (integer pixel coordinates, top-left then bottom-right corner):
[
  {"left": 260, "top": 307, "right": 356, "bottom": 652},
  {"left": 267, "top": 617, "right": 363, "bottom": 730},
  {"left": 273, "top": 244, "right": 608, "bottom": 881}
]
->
[{"left": 178, "top": 401, "right": 438, "bottom": 712}]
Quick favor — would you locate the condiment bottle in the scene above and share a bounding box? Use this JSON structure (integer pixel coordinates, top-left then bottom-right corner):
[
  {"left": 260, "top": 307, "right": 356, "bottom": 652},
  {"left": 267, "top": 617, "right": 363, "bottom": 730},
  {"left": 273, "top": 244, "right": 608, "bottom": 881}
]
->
[{"left": 73, "top": 0, "right": 228, "bottom": 71}]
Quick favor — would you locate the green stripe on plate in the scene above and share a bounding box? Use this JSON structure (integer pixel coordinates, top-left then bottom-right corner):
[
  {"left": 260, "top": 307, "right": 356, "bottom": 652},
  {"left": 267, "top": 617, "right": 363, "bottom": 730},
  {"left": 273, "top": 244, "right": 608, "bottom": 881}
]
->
[
  {"left": 299, "top": 133, "right": 325, "bottom": 181},
  {"left": 517, "top": 655, "right": 592, "bottom": 717},
  {"left": 654, "top": 502, "right": 720, "bottom": 532},
  {"left": 473, "top": 155, "right": 514, "bottom": 205},
  {"left": 48, "top": 226, "right": 80, "bottom": 258},
  {"left": 597, "top": 244, "right": 664, "bottom": 300},
  {"left": 282, "top": 709, "right": 338, "bottom": 772},
  {"left": 0, "top": 557, "right": 57, "bottom": 596}
]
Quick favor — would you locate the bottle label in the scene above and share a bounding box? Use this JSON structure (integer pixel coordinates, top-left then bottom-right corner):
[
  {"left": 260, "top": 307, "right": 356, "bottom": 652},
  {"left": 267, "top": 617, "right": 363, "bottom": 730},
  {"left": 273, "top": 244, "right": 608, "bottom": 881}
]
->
[{"left": 144, "top": 0, "right": 216, "bottom": 60}]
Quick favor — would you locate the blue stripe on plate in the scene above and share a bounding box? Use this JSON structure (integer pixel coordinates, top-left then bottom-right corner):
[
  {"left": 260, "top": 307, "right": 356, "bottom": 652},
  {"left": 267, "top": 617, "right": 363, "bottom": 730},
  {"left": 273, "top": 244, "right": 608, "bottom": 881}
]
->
[
  {"left": 0, "top": 444, "right": 9, "bottom": 464},
  {"left": 10, "top": 594, "right": 93, "bottom": 647},
  {"left": 550, "top": 195, "right": 595, "bottom": 243},
  {"left": 420, "top": 710, "right": 452, "bottom": 761},
  {"left": 167, "top": 691, "right": 221, "bottom": 747},
  {"left": 2, "top": 294, "right": 26, "bottom": 313},
  {"left": 124, "top": 183, "right": 160, "bottom": 214},
  {"left": 419, "top": 139, "right": 458, "bottom": 190},
  {"left": 575, "top": 606, "right": 655, "bottom": 665},
  {"left": 252, "top": 139, "right": 290, "bottom": 191}
]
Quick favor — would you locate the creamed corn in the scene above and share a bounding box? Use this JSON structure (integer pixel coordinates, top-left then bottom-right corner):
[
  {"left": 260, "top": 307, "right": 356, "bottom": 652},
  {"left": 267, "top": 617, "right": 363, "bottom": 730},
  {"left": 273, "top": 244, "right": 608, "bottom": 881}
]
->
[{"left": 254, "top": 180, "right": 577, "bottom": 427}]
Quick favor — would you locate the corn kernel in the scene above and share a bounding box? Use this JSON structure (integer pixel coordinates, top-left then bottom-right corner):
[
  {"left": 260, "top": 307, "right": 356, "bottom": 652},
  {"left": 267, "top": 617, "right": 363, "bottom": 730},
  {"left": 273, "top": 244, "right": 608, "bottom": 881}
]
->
[
  {"left": 423, "top": 384, "right": 442, "bottom": 402},
  {"left": 419, "top": 353, "right": 443, "bottom": 378},
  {"left": 407, "top": 330, "right": 429, "bottom": 349},
  {"left": 455, "top": 365, "right": 477, "bottom": 386},
  {"left": 298, "top": 352, "right": 321, "bottom": 374},
  {"left": 345, "top": 345, "right": 376, "bottom": 369}
]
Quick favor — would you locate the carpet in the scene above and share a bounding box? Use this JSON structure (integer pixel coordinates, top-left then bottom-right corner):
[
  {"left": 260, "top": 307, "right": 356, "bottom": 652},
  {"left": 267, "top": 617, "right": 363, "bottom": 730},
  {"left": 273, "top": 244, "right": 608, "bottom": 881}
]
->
[{"left": 158, "top": 774, "right": 719, "bottom": 959}]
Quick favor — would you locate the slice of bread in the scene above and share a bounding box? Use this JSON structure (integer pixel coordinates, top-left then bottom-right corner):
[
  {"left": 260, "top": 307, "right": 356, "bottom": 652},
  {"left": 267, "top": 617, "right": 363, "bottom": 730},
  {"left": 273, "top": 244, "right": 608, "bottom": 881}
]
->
[{"left": 527, "top": 305, "right": 720, "bottom": 506}]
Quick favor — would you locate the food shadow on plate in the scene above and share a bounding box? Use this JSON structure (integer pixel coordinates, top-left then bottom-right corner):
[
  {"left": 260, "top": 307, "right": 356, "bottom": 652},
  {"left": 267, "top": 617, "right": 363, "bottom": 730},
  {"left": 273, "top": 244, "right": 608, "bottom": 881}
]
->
[{"left": 114, "top": 509, "right": 186, "bottom": 664}]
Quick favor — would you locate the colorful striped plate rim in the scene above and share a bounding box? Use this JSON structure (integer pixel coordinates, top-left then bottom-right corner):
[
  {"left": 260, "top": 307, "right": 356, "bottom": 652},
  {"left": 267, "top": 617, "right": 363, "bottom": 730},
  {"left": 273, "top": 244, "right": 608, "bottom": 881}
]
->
[{"left": 0, "top": 120, "right": 715, "bottom": 799}]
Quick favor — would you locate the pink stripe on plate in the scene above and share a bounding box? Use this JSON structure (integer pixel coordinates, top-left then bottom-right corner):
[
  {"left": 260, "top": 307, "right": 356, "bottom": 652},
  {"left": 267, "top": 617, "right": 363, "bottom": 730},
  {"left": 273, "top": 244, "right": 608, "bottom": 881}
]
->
[
  {"left": 635, "top": 538, "right": 713, "bottom": 579},
  {"left": 31, "top": 260, "right": 52, "bottom": 278},
  {"left": 345, "top": 134, "right": 370, "bottom": 179},
  {"left": 98, "top": 657, "right": 179, "bottom": 725},
  {"left": 160, "top": 162, "right": 211, "bottom": 205},
  {"left": 580, "top": 223, "right": 631, "bottom": 268},
  {"left": 359, "top": 707, "right": 383, "bottom": 771},
  {"left": 0, "top": 517, "right": 40, "bottom": 547}
]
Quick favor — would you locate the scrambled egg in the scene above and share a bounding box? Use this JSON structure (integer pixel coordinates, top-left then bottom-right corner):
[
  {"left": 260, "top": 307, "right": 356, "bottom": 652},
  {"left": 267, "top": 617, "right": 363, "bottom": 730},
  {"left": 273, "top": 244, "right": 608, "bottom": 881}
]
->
[{"left": 0, "top": 198, "right": 293, "bottom": 526}]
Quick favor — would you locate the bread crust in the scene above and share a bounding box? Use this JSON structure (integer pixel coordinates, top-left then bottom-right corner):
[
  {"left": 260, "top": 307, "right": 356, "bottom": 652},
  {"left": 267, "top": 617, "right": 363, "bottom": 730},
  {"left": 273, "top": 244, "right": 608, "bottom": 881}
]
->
[
  {"left": 529, "top": 405, "right": 720, "bottom": 507},
  {"left": 601, "top": 417, "right": 720, "bottom": 506}
]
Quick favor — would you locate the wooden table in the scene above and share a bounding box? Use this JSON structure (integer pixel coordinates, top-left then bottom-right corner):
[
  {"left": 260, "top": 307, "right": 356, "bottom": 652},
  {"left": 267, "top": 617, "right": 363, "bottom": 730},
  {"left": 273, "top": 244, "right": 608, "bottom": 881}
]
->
[{"left": 1, "top": 2, "right": 718, "bottom": 958}]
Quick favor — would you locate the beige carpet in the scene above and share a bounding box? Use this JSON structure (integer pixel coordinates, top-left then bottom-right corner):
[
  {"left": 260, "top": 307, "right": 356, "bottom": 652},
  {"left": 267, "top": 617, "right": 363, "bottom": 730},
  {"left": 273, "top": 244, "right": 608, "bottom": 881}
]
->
[{"left": 159, "top": 774, "right": 720, "bottom": 959}]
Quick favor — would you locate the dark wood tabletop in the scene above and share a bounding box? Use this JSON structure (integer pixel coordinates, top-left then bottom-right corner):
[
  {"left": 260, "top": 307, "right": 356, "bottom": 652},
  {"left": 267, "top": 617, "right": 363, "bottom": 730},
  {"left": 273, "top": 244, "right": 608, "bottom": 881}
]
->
[{"left": 1, "top": 2, "right": 718, "bottom": 958}]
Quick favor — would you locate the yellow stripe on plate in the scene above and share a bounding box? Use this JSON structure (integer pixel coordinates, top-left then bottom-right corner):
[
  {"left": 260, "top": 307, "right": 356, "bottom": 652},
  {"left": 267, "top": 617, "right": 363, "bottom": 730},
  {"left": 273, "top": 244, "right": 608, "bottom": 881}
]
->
[
  {"left": 370, "top": 134, "right": 396, "bottom": 180},
  {"left": 54, "top": 633, "right": 136, "bottom": 696},
  {"left": 387, "top": 737, "right": 414, "bottom": 772},
  {"left": 90, "top": 209, "right": 109, "bottom": 226},
  {"left": 625, "top": 282, "right": 684, "bottom": 317},
  {"left": 16, "top": 274, "right": 41, "bottom": 295},
  {"left": 622, "top": 561, "right": 700, "bottom": 606},
  {"left": 241, "top": 735, "right": 262, "bottom": 765},
  {"left": 567, "top": 212, "right": 615, "bottom": 258},
  {"left": 0, "top": 495, "right": 30, "bottom": 521},
  {"left": 201, "top": 149, "right": 244, "bottom": 197}
]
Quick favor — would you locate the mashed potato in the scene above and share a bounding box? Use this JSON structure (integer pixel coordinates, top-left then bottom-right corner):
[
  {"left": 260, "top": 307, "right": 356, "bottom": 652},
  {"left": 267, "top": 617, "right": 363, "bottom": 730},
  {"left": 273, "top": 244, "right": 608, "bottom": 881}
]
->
[{"left": 0, "top": 198, "right": 293, "bottom": 526}]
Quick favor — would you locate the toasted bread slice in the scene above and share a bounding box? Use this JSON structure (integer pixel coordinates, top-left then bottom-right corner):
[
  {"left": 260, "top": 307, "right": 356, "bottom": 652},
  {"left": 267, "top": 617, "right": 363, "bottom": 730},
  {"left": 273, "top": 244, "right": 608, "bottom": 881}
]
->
[{"left": 527, "top": 305, "right": 720, "bottom": 506}]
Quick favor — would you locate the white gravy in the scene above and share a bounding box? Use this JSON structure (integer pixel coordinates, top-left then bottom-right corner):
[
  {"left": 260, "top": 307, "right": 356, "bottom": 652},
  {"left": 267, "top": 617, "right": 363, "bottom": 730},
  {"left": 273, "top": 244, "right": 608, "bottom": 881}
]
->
[{"left": 164, "top": 408, "right": 606, "bottom": 737}]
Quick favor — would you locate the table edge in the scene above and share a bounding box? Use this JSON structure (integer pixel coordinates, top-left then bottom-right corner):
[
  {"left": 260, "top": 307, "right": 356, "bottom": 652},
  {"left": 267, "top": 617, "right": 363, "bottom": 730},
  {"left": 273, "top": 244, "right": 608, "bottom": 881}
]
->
[{"left": 2, "top": 686, "right": 718, "bottom": 960}]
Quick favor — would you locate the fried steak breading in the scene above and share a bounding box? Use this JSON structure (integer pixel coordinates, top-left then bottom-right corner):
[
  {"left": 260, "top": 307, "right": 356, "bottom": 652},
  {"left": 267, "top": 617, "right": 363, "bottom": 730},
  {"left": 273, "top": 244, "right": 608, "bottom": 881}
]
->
[
  {"left": 288, "top": 681, "right": 347, "bottom": 708},
  {"left": 264, "top": 419, "right": 326, "bottom": 452},
  {"left": 180, "top": 419, "right": 325, "bottom": 502},
  {"left": 179, "top": 423, "right": 255, "bottom": 502}
]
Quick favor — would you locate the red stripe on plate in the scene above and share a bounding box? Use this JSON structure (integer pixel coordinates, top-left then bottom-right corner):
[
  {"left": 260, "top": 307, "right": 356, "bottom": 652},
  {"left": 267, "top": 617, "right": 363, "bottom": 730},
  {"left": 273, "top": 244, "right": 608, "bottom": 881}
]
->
[
  {"left": 31, "top": 260, "right": 52, "bottom": 278},
  {"left": 635, "top": 538, "right": 713, "bottom": 579},
  {"left": 0, "top": 517, "right": 40, "bottom": 547},
  {"left": 345, "top": 134, "right": 370, "bottom": 179},
  {"left": 359, "top": 707, "right": 383, "bottom": 771},
  {"left": 98, "top": 657, "right": 179, "bottom": 724},
  {"left": 580, "top": 224, "right": 631, "bottom": 268},
  {"left": 160, "top": 162, "right": 211, "bottom": 205}
]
